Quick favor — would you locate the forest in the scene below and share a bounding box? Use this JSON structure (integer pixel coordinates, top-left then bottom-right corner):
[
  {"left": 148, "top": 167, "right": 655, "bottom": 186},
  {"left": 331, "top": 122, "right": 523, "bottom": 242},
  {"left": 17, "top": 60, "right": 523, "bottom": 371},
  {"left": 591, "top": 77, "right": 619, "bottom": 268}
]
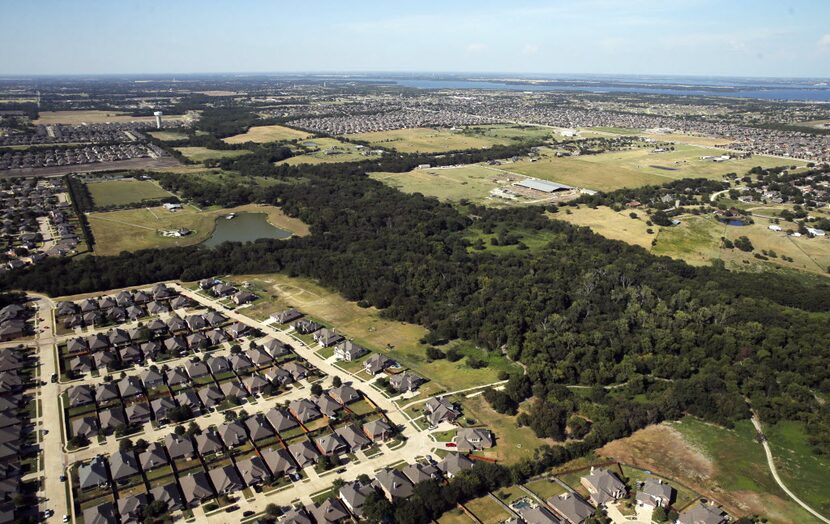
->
[{"left": 3, "top": 115, "right": 830, "bottom": 520}]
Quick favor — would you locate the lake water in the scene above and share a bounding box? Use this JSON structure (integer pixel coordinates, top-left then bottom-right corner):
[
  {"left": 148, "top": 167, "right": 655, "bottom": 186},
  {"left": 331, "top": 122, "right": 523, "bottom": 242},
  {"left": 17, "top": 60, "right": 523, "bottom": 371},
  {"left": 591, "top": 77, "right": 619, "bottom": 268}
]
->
[{"left": 201, "top": 212, "right": 291, "bottom": 248}]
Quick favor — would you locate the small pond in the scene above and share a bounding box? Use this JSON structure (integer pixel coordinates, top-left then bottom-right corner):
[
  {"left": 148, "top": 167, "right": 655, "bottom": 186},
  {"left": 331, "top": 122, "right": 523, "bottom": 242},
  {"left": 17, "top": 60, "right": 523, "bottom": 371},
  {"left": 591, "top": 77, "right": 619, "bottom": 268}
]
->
[{"left": 201, "top": 212, "right": 291, "bottom": 247}]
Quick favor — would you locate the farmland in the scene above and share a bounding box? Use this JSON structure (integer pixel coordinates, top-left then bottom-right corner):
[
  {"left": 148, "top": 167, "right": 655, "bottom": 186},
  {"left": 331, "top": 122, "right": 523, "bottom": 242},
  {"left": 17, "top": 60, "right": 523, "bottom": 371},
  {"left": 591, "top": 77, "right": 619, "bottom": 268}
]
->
[
  {"left": 85, "top": 178, "right": 175, "bottom": 208},
  {"left": 370, "top": 165, "right": 513, "bottom": 205},
  {"left": 173, "top": 146, "right": 252, "bottom": 163},
  {"left": 348, "top": 127, "right": 510, "bottom": 153},
  {"left": 87, "top": 203, "right": 307, "bottom": 255},
  {"left": 222, "top": 124, "right": 312, "bottom": 144},
  {"left": 598, "top": 417, "right": 827, "bottom": 524},
  {"left": 147, "top": 130, "right": 190, "bottom": 141},
  {"left": 33, "top": 110, "right": 158, "bottom": 124}
]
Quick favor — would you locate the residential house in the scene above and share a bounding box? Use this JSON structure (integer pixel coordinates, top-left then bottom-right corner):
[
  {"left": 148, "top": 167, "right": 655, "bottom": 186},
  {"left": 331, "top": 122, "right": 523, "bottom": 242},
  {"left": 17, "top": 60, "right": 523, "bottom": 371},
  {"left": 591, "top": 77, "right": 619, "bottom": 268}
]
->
[
  {"left": 261, "top": 447, "right": 298, "bottom": 477},
  {"left": 164, "top": 433, "right": 196, "bottom": 460},
  {"left": 334, "top": 340, "right": 367, "bottom": 361},
  {"left": 209, "top": 465, "right": 244, "bottom": 493},
  {"left": 288, "top": 440, "right": 320, "bottom": 468},
  {"left": 139, "top": 443, "right": 169, "bottom": 471},
  {"left": 364, "top": 353, "right": 393, "bottom": 375},
  {"left": 117, "top": 493, "right": 147, "bottom": 523},
  {"left": 339, "top": 481, "right": 376, "bottom": 518},
  {"left": 424, "top": 396, "right": 460, "bottom": 427},
  {"left": 236, "top": 456, "right": 270, "bottom": 486},
  {"left": 270, "top": 309, "right": 302, "bottom": 324},
  {"left": 328, "top": 384, "right": 360, "bottom": 405},
  {"left": 125, "top": 402, "right": 151, "bottom": 425},
  {"left": 454, "top": 428, "right": 494, "bottom": 451},
  {"left": 109, "top": 451, "right": 139, "bottom": 483},
  {"left": 375, "top": 467, "right": 414, "bottom": 500},
  {"left": 316, "top": 433, "right": 347, "bottom": 456},
  {"left": 78, "top": 456, "right": 109, "bottom": 490},
  {"left": 677, "top": 503, "right": 728, "bottom": 524},
  {"left": 149, "top": 482, "right": 184, "bottom": 511},
  {"left": 179, "top": 471, "right": 214, "bottom": 507},
  {"left": 312, "top": 497, "right": 350, "bottom": 524},
  {"left": 389, "top": 371, "right": 424, "bottom": 393},
  {"left": 438, "top": 453, "right": 475, "bottom": 478},
  {"left": 218, "top": 420, "right": 248, "bottom": 448},
  {"left": 635, "top": 478, "right": 674, "bottom": 509},
  {"left": 547, "top": 492, "right": 594, "bottom": 524},
  {"left": 581, "top": 468, "right": 626, "bottom": 506},
  {"left": 313, "top": 328, "right": 343, "bottom": 347},
  {"left": 363, "top": 419, "right": 393, "bottom": 442}
]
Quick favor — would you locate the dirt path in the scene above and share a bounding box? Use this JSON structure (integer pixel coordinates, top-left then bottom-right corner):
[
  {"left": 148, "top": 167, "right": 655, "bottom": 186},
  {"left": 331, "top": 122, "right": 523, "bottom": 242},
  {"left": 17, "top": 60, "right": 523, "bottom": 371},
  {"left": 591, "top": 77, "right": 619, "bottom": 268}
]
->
[{"left": 750, "top": 413, "right": 830, "bottom": 524}]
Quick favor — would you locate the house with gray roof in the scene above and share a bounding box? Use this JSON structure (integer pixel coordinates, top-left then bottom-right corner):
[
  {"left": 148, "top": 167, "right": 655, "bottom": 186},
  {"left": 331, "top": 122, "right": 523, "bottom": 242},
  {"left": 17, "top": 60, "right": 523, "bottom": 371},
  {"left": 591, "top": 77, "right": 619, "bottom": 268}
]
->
[
  {"left": 282, "top": 507, "right": 313, "bottom": 524},
  {"left": 580, "top": 467, "right": 626, "bottom": 506},
  {"left": 204, "top": 311, "right": 227, "bottom": 327},
  {"left": 334, "top": 340, "right": 367, "bottom": 361},
  {"left": 266, "top": 407, "right": 299, "bottom": 433},
  {"left": 245, "top": 414, "right": 275, "bottom": 441},
  {"left": 289, "top": 398, "right": 321, "bottom": 423},
  {"left": 98, "top": 407, "right": 127, "bottom": 433},
  {"left": 230, "top": 353, "right": 254, "bottom": 372},
  {"left": 313, "top": 395, "right": 341, "bottom": 418},
  {"left": 518, "top": 506, "right": 561, "bottom": 524},
  {"left": 226, "top": 322, "right": 248, "bottom": 338},
  {"left": 180, "top": 471, "right": 214, "bottom": 507},
  {"left": 261, "top": 447, "right": 298, "bottom": 477},
  {"left": 109, "top": 451, "right": 139, "bottom": 483},
  {"left": 424, "top": 396, "right": 460, "bottom": 427},
  {"left": 635, "top": 478, "right": 674, "bottom": 509},
  {"left": 205, "top": 355, "right": 230, "bottom": 374},
  {"left": 547, "top": 492, "right": 594, "bottom": 524},
  {"left": 454, "top": 428, "right": 494, "bottom": 451},
  {"left": 71, "top": 416, "right": 98, "bottom": 439},
  {"left": 187, "top": 332, "right": 209, "bottom": 350},
  {"left": 198, "top": 384, "right": 224, "bottom": 409},
  {"left": 117, "top": 376, "right": 143, "bottom": 397},
  {"left": 389, "top": 371, "right": 424, "bottom": 393},
  {"left": 166, "top": 366, "right": 190, "bottom": 387},
  {"left": 263, "top": 338, "right": 291, "bottom": 358},
  {"left": 92, "top": 351, "right": 117, "bottom": 371},
  {"left": 186, "top": 360, "right": 209, "bottom": 379},
  {"left": 339, "top": 480, "right": 376, "bottom": 517},
  {"left": 68, "top": 385, "right": 94, "bottom": 407},
  {"left": 220, "top": 380, "right": 248, "bottom": 399},
  {"left": 83, "top": 502, "right": 116, "bottom": 524},
  {"left": 236, "top": 456, "right": 270, "bottom": 486},
  {"left": 108, "top": 328, "right": 131, "bottom": 347},
  {"left": 376, "top": 467, "right": 414, "bottom": 500},
  {"left": 164, "top": 433, "right": 196, "bottom": 460},
  {"left": 316, "top": 433, "right": 347, "bottom": 456},
  {"left": 209, "top": 464, "right": 244, "bottom": 493},
  {"left": 328, "top": 384, "right": 360, "bottom": 405},
  {"left": 364, "top": 353, "right": 394, "bottom": 375},
  {"left": 218, "top": 420, "right": 248, "bottom": 448},
  {"left": 175, "top": 389, "right": 203, "bottom": 416},
  {"left": 677, "top": 502, "right": 728, "bottom": 524},
  {"left": 139, "top": 442, "right": 169, "bottom": 471},
  {"left": 117, "top": 493, "right": 147, "bottom": 523},
  {"left": 283, "top": 361, "right": 310, "bottom": 380},
  {"left": 151, "top": 397, "right": 177, "bottom": 423},
  {"left": 141, "top": 368, "right": 164, "bottom": 389},
  {"left": 288, "top": 440, "right": 320, "bottom": 468},
  {"left": 69, "top": 355, "right": 94, "bottom": 374},
  {"left": 78, "top": 456, "right": 109, "bottom": 490},
  {"left": 438, "top": 453, "right": 475, "bottom": 478},
  {"left": 312, "top": 497, "right": 350, "bottom": 524},
  {"left": 244, "top": 373, "right": 269, "bottom": 395},
  {"left": 126, "top": 402, "right": 151, "bottom": 425},
  {"left": 195, "top": 430, "right": 224, "bottom": 456},
  {"left": 313, "top": 328, "right": 343, "bottom": 348},
  {"left": 271, "top": 309, "right": 303, "bottom": 324},
  {"left": 67, "top": 337, "right": 88, "bottom": 354},
  {"left": 95, "top": 382, "right": 119, "bottom": 403},
  {"left": 245, "top": 347, "right": 273, "bottom": 367},
  {"left": 335, "top": 424, "right": 371, "bottom": 451},
  {"left": 206, "top": 328, "right": 228, "bottom": 346},
  {"left": 150, "top": 482, "right": 184, "bottom": 511},
  {"left": 163, "top": 335, "right": 188, "bottom": 355},
  {"left": 402, "top": 462, "right": 441, "bottom": 485}
]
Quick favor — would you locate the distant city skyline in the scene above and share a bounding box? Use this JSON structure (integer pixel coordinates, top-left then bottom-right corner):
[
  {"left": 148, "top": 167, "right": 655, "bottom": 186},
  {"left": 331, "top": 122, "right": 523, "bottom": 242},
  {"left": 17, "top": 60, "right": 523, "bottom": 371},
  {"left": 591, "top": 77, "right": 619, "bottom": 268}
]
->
[{"left": 1, "top": 0, "right": 829, "bottom": 78}]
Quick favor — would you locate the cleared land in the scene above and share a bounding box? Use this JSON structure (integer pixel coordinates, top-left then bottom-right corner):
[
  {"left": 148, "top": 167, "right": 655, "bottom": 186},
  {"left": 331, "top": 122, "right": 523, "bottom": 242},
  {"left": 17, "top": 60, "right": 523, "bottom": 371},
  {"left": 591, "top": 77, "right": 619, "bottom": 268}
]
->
[
  {"left": 371, "top": 165, "right": 512, "bottom": 205},
  {"left": 223, "top": 124, "right": 312, "bottom": 144},
  {"left": 229, "top": 273, "right": 520, "bottom": 393},
  {"left": 459, "top": 394, "right": 544, "bottom": 464},
  {"left": 174, "top": 147, "right": 251, "bottom": 163},
  {"left": 85, "top": 179, "right": 174, "bottom": 208},
  {"left": 507, "top": 145, "right": 802, "bottom": 192},
  {"left": 87, "top": 203, "right": 308, "bottom": 255},
  {"left": 33, "top": 110, "right": 158, "bottom": 125},
  {"left": 551, "top": 207, "right": 654, "bottom": 249},
  {"left": 598, "top": 417, "right": 827, "bottom": 524},
  {"left": 349, "top": 127, "right": 509, "bottom": 153},
  {"left": 147, "top": 130, "right": 189, "bottom": 141},
  {"left": 276, "top": 137, "right": 367, "bottom": 165}
]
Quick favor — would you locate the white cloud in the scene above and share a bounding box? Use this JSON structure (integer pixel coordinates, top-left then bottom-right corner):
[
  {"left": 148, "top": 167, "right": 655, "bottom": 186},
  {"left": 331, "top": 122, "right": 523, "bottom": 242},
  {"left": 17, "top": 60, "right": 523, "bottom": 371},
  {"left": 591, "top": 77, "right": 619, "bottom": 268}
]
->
[
  {"left": 819, "top": 34, "right": 830, "bottom": 48},
  {"left": 466, "top": 43, "right": 487, "bottom": 53},
  {"left": 522, "top": 44, "right": 540, "bottom": 56}
]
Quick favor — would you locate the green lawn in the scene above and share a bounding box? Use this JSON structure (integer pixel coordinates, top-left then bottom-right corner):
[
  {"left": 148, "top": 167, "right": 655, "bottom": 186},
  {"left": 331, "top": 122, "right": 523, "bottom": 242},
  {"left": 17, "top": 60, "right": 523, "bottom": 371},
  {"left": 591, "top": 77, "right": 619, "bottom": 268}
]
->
[
  {"left": 276, "top": 138, "right": 367, "bottom": 165},
  {"left": 174, "top": 147, "right": 252, "bottom": 163},
  {"left": 86, "top": 178, "right": 175, "bottom": 208},
  {"left": 464, "top": 495, "right": 510, "bottom": 524},
  {"left": 764, "top": 421, "right": 830, "bottom": 517},
  {"left": 223, "top": 124, "right": 312, "bottom": 144},
  {"left": 349, "top": 127, "right": 510, "bottom": 153},
  {"left": 370, "top": 165, "right": 510, "bottom": 206},
  {"left": 148, "top": 130, "right": 189, "bottom": 141}
]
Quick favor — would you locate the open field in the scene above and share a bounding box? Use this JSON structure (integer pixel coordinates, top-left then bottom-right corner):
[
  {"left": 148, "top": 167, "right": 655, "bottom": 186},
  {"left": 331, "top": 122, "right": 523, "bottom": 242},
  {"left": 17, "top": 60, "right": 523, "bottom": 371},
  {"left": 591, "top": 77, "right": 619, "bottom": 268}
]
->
[
  {"left": 276, "top": 137, "right": 367, "bottom": 165},
  {"left": 147, "top": 130, "right": 190, "bottom": 141},
  {"left": 598, "top": 417, "right": 826, "bottom": 523},
  {"left": 87, "top": 203, "right": 308, "bottom": 255},
  {"left": 437, "top": 507, "right": 474, "bottom": 524},
  {"left": 1, "top": 156, "right": 182, "bottom": 178},
  {"left": 223, "top": 124, "right": 312, "bottom": 144},
  {"left": 551, "top": 207, "right": 654, "bottom": 249},
  {"left": 507, "top": 145, "right": 802, "bottom": 192},
  {"left": 460, "top": 394, "right": 543, "bottom": 464},
  {"left": 174, "top": 146, "right": 252, "bottom": 163},
  {"left": 556, "top": 207, "right": 830, "bottom": 277},
  {"left": 85, "top": 178, "right": 174, "bottom": 208},
  {"left": 461, "top": 124, "right": 557, "bottom": 142},
  {"left": 464, "top": 495, "right": 511, "bottom": 524},
  {"left": 33, "top": 110, "right": 159, "bottom": 125},
  {"left": 640, "top": 132, "right": 730, "bottom": 147},
  {"left": 348, "top": 127, "right": 509, "bottom": 153},
  {"left": 764, "top": 421, "right": 830, "bottom": 517},
  {"left": 371, "top": 165, "right": 511, "bottom": 205},
  {"left": 230, "top": 273, "right": 520, "bottom": 392}
]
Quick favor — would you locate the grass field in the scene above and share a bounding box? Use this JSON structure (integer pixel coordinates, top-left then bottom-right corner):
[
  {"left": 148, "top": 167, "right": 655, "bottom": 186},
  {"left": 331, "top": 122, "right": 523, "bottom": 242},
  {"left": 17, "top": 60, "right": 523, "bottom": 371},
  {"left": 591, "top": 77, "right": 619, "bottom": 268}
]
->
[
  {"left": 148, "top": 130, "right": 189, "bottom": 141},
  {"left": 349, "top": 127, "right": 509, "bottom": 153},
  {"left": 88, "top": 203, "right": 308, "bottom": 255},
  {"left": 598, "top": 417, "right": 826, "bottom": 523},
  {"left": 276, "top": 137, "right": 367, "bottom": 165},
  {"left": 551, "top": 207, "right": 654, "bottom": 249},
  {"left": 507, "top": 145, "right": 802, "bottom": 192},
  {"left": 651, "top": 215, "right": 724, "bottom": 265},
  {"left": 229, "top": 273, "right": 520, "bottom": 392},
  {"left": 174, "top": 147, "right": 252, "bottom": 163},
  {"left": 437, "top": 507, "right": 473, "bottom": 524},
  {"left": 86, "top": 179, "right": 174, "bottom": 208},
  {"left": 370, "top": 165, "right": 515, "bottom": 205},
  {"left": 33, "top": 110, "right": 158, "bottom": 125},
  {"left": 464, "top": 495, "right": 510, "bottom": 524},
  {"left": 223, "top": 124, "right": 312, "bottom": 144},
  {"left": 460, "top": 394, "right": 543, "bottom": 464}
]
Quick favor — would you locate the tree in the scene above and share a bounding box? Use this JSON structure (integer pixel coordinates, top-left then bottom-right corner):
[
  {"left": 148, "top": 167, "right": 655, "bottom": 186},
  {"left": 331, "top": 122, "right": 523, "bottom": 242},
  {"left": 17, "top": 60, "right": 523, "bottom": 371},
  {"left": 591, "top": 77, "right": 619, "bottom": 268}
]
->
[
  {"left": 119, "top": 438, "right": 133, "bottom": 451},
  {"left": 734, "top": 236, "right": 754, "bottom": 252},
  {"left": 311, "top": 383, "right": 323, "bottom": 395},
  {"left": 332, "top": 375, "right": 342, "bottom": 388},
  {"left": 264, "top": 503, "right": 281, "bottom": 518},
  {"left": 174, "top": 425, "right": 185, "bottom": 436},
  {"left": 426, "top": 347, "right": 445, "bottom": 360}
]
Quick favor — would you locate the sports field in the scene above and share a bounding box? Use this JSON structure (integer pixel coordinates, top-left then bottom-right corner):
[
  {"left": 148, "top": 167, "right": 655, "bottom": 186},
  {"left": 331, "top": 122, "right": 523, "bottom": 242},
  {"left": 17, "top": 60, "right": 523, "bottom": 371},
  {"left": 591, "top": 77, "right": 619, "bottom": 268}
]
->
[
  {"left": 507, "top": 145, "right": 802, "bottom": 192},
  {"left": 87, "top": 203, "right": 308, "bottom": 255},
  {"left": 230, "top": 273, "right": 520, "bottom": 392},
  {"left": 598, "top": 417, "right": 827, "bottom": 523},
  {"left": 85, "top": 178, "right": 175, "bottom": 208},
  {"left": 348, "top": 127, "right": 509, "bottom": 153},
  {"left": 174, "top": 147, "right": 252, "bottom": 163},
  {"left": 370, "top": 165, "right": 512, "bottom": 205},
  {"left": 223, "top": 124, "right": 312, "bottom": 144},
  {"left": 276, "top": 137, "right": 367, "bottom": 165},
  {"left": 33, "top": 110, "right": 158, "bottom": 125}
]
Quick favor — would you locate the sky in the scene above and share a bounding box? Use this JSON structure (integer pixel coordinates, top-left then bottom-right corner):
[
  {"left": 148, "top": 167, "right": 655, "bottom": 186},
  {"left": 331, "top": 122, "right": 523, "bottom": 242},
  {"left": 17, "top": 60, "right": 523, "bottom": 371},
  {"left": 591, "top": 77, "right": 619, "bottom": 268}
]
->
[{"left": 1, "top": 0, "right": 829, "bottom": 78}]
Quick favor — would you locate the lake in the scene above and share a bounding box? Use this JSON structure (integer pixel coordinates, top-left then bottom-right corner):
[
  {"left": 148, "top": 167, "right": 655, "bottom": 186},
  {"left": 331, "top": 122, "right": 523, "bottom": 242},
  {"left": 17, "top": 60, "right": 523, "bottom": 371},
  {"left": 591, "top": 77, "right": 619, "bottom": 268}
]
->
[{"left": 201, "top": 212, "right": 291, "bottom": 247}]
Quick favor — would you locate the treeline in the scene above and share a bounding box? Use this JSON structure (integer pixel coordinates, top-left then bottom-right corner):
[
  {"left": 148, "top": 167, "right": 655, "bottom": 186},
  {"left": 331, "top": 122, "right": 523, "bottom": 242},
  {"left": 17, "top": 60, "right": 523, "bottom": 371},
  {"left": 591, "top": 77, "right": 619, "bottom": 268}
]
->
[
  {"left": 64, "top": 175, "right": 95, "bottom": 248},
  {"left": 574, "top": 177, "right": 730, "bottom": 209}
]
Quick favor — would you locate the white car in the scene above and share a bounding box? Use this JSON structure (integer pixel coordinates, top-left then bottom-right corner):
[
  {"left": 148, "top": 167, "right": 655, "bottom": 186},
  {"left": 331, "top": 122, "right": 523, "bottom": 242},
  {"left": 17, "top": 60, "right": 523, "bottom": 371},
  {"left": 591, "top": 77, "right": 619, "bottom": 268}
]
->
[{"left": 63, "top": 515, "right": 70, "bottom": 523}]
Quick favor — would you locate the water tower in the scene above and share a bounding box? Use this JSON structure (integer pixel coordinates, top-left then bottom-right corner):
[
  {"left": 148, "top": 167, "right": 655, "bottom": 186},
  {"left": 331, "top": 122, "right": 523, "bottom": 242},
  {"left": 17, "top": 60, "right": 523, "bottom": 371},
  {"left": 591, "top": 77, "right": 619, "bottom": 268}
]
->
[{"left": 153, "top": 111, "right": 163, "bottom": 129}]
